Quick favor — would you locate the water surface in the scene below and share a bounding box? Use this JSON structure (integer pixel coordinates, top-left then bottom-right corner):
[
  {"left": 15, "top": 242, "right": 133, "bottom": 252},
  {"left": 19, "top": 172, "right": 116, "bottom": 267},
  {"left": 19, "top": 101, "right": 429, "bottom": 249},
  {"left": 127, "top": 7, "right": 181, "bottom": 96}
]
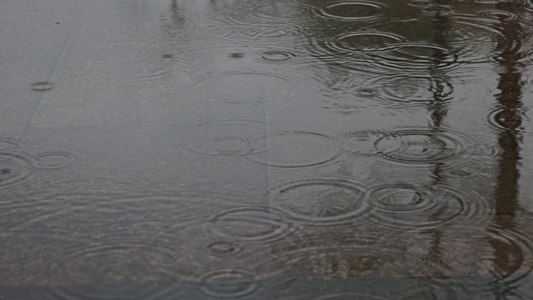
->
[{"left": 1, "top": 0, "right": 533, "bottom": 298}]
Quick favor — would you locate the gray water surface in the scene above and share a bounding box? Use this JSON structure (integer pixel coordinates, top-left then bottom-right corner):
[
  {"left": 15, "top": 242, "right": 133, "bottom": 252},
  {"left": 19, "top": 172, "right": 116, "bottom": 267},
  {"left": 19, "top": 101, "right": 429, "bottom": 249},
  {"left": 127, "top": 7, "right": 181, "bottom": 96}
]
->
[{"left": 1, "top": 0, "right": 533, "bottom": 298}]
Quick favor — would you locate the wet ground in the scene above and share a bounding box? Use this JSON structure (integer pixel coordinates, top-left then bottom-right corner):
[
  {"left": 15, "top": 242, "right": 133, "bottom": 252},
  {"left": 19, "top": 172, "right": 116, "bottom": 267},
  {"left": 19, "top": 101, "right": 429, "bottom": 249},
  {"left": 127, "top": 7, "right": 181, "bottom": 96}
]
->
[{"left": 1, "top": 0, "right": 533, "bottom": 298}]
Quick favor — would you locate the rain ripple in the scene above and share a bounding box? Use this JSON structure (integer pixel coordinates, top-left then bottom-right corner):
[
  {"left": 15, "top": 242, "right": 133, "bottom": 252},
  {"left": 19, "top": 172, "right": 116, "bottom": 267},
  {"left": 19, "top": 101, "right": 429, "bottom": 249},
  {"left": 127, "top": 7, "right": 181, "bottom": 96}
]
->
[
  {"left": 339, "top": 127, "right": 473, "bottom": 165},
  {"left": 270, "top": 178, "right": 369, "bottom": 224},
  {"left": 487, "top": 106, "right": 525, "bottom": 132},
  {"left": 207, "top": 206, "right": 292, "bottom": 244},
  {"left": 445, "top": 14, "right": 506, "bottom": 64},
  {"left": 64, "top": 240, "right": 182, "bottom": 283},
  {"left": 368, "top": 183, "right": 489, "bottom": 229},
  {"left": 305, "top": 30, "right": 406, "bottom": 66},
  {"left": 484, "top": 226, "right": 533, "bottom": 284},
  {"left": 205, "top": 241, "right": 243, "bottom": 257},
  {"left": 374, "top": 128, "right": 468, "bottom": 164},
  {"left": 0, "top": 138, "right": 74, "bottom": 189},
  {"left": 420, "top": 4, "right": 455, "bottom": 17},
  {"left": 246, "top": 131, "right": 340, "bottom": 168},
  {"left": 314, "top": 1, "right": 387, "bottom": 21},
  {"left": 182, "top": 119, "right": 268, "bottom": 158},
  {"left": 344, "top": 73, "right": 456, "bottom": 108},
  {"left": 367, "top": 42, "right": 458, "bottom": 72},
  {"left": 350, "top": 126, "right": 499, "bottom": 163},
  {"left": 200, "top": 269, "right": 259, "bottom": 298},
  {"left": 260, "top": 50, "right": 298, "bottom": 62}
]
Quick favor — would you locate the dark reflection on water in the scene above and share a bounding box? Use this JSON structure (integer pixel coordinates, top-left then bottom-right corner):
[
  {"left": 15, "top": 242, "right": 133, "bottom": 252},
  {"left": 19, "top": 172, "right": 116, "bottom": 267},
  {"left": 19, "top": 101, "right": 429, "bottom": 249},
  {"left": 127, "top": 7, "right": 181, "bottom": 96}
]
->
[{"left": 1, "top": 0, "right": 533, "bottom": 299}]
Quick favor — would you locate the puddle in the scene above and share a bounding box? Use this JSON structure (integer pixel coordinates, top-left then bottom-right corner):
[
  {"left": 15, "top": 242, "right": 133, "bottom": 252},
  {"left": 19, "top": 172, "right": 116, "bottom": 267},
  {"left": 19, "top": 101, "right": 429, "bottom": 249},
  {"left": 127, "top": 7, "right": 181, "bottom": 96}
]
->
[{"left": 2, "top": 0, "right": 533, "bottom": 298}]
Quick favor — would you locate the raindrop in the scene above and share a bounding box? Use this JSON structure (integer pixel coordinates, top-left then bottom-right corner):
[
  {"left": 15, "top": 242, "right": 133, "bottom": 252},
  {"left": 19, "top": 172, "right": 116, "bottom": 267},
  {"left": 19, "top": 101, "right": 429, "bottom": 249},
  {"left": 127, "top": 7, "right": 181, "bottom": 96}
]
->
[
  {"left": 247, "top": 131, "right": 340, "bottom": 168},
  {"left": 487, "top": 106, "right": 523, "bottom": 132},
  {"left": 207, "top": 206, "right": 291, "bottom": 243},
  {"left": 354, "top": 87, "right": 379, "bottom": 98},
  {"left": 270, "top": 178, "right": 369, "bottom": 223},
  {"left": 368, "top": 184, "right": 488, "bottom": 228},
  {"left": 201, "top": 269, "right": 259, "bottom": 298},
  {"left": 30, "top": 82, "right": 52, "bottom": 91},
  {"left": 260, "top": 50, "right": 296, "bottom": 62},
  {"left": 379, "top": 74, "right": 454, "bottom": 104},
  {"left": 206, "top": 241, "right": 243, "bottom": 257},
  {"left": 229, "top": 52, "right": 245, "bottom": 58},
  {"left": 317, "top": 1, "right": 387, "bottom": 21},
  {"left": 421, "top": 4, "right": 455, "bottom": 17}
]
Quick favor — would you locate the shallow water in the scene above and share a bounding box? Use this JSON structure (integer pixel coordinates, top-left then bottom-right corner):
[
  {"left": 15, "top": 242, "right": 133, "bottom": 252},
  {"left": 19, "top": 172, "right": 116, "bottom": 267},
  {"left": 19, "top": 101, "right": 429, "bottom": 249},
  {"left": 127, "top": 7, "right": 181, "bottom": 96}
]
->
[{"left": 1, "top": 0, "right": 533, "bottom": 298}]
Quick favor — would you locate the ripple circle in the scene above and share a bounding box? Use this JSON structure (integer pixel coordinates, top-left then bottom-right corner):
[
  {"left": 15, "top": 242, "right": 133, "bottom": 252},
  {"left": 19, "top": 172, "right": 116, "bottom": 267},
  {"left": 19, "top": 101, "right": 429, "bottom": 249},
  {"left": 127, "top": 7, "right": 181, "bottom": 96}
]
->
[
  {"left": 379, "top": 74, "right": 454, "bottom": 103},
  {"left": 271, "top": 178, "right": 369, "bottom": 223},
  {"left": 338, "top": 130, "right": 386, "bottom": 156},
  {"left": 374, "top": 128, "right": 469, "bottom": 164},
  {"left": 330, "top": 31, "right": 405, "bottom": 54},
  {"left": 484, "top": 226, "right": 533, "bottom": 284},
  {"left": 0, "top": 152, "right": 32, "bottom": 188},
  {"left": 207, "top": 206, "right": 291, "bottom": 243},
  {"left": 317, "top": 1, "right": 387, "bottom": 21},
  {"left": 247, "top": 131, "right": 340, "bottom": 168},
  {"left": 368, "top": 184, "right": 486, "bottom": 228},
  {"left": 31, "top": 152, "right": 74, "bottom": 169},
  {"left": 201, "top": 269, "right": 259, "bottom": 298},
  {"left": 421, "top": 4, "right": 455, "bottom": 17},
  {"left": 206, "top": 241, "right": 243, "bottom": 257},
  {"left": 369, "top": 42, "right": 458, "bottom": 71},
  {"left": 487, "top": 106, "right": 522, "bottom": 132},
  {"left": 260, "top": 50, "right": 297, "bottom": 62},
  {"left": 184, "top": 119, "right": 268, "bottom": 158}
]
